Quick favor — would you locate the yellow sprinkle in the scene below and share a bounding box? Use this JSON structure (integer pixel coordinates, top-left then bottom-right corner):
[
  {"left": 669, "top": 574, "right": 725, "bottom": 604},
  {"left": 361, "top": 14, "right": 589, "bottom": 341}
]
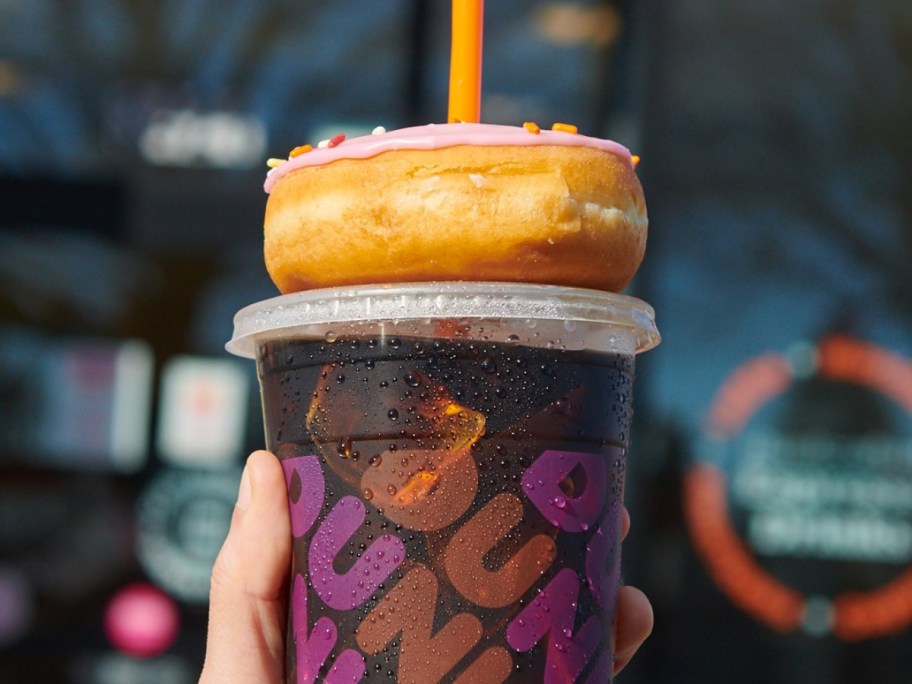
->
[
  {"left": 631, "top": 155, "right": 641, "bottom": 167},
  {"left": 523, "top": 121, "right": 541, "bottom": 134},
  {"left": 551, "top": 122, "right": 578, "bottom": 134},
  {"left": 266, "top": 158, "right": 285, "bottom": 168},
  {"left": 289, "top": 144, "right": 313, "bottom": 158}
]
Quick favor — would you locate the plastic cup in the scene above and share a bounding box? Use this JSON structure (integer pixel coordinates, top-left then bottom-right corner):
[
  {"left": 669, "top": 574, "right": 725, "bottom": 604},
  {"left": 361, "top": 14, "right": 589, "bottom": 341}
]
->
[{"left": 227, "top": 281, "right": 659, "bottom": 684}]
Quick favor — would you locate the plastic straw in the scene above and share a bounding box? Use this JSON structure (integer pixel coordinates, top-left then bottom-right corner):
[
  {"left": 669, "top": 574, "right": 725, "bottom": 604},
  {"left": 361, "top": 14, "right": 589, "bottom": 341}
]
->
[{"left": 448, "top": 0, "right": 484, "bottom": 123}]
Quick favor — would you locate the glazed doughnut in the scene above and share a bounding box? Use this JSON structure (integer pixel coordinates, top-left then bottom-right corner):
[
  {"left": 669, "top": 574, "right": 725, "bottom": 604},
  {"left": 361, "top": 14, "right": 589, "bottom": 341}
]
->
[{"left": 263, "top": 123, "right": 647, "bottom": 294}]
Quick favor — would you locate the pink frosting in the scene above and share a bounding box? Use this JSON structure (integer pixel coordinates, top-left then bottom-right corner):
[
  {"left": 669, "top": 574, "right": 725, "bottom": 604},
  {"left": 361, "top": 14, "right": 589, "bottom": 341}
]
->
[{"left": 264, "top": 123, "right": 634, "bottom": 193}]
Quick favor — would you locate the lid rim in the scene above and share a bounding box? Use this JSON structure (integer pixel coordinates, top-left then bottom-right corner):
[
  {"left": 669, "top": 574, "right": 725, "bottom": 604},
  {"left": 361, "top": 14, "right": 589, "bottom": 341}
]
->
[{"left": 226, "top": 282, "right": 659, "bottom": 358}]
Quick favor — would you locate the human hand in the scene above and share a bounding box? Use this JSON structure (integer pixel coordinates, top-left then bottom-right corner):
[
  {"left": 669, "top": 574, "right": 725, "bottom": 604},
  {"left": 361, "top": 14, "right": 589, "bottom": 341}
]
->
[
  {"left": 613, "top": 507, "right": 655, "bottom": 675},
  {"left": 199, "top": 450, "right": 289, "bottom": 683},
  {"left": 199, "top": 450, "right": 653, "bottom": 683}
]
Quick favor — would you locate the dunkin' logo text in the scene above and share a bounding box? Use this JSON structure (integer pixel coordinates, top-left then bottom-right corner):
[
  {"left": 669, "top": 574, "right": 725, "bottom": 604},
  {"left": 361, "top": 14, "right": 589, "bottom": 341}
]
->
[{"left": 282, "top": 447, "right": 621, "bottom": 684}]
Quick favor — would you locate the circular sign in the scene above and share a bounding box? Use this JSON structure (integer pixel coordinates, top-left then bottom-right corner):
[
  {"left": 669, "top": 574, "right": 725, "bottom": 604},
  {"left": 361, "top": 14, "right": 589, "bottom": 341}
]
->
[
  {"left": 685, "top": 335, "right": 912, "bottom": 640},
  {"left": 136, "top": 468, "right": 239, "bottom": 604}
]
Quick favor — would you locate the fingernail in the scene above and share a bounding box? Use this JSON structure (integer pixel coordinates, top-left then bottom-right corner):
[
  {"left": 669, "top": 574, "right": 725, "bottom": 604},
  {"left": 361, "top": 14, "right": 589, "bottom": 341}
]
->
[{"left": 236, "top": 464, "right": 252, "bottom": 510}]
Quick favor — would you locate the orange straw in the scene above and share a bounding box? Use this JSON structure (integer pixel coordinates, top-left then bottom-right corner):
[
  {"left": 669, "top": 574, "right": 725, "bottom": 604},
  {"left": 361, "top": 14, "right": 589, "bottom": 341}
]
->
[{"left": 448, "top": 0, "right": 484, "bottom": 123}]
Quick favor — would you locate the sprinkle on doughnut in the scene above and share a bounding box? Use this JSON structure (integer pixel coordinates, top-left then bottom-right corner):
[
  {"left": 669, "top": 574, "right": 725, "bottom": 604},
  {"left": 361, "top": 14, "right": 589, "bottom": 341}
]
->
[
  {"left": 290, "top": 144, "right": 313, "bottom": 158},
  {"left": 631, "top": 155, "right": 641, "bottom": 167},
  {"left": 523, "top": 121, "right": 541, "bottom": 134},
  {"left": 266, "top": 158, "right": 285, "bottom": 168},
  {"left": 372, "top": 126, "right": 387, "bottom": 135},
  {"left": 551, "top": 122, "right": 579, "bottom": 134},
  {"left": 328, "top": 133, "right": 346, "bottom": 148}
]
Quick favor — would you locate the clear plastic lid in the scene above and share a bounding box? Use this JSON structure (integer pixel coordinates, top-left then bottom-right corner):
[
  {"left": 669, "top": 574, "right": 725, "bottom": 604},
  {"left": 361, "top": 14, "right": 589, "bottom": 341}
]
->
[{"left": 226, "top": 282, "right": 660, "bottom": 359}]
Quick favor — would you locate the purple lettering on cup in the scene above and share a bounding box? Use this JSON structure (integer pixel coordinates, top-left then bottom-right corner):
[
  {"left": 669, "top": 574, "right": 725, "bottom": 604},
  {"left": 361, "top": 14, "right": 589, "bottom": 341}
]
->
[
  {"left": 282, "top": 455, "right": 325, "bottom": 538},
  {"left": 584, "top": 651, "right": 612, "bottom": 684},
  {"left": 323, "top": 651, "right": 367, "bottom": 684},
  {"left": 521, "top": 450, "right": 610, "bottom": 533},
  {"left": 291, "top": 573, "right": 365, "bottom": 683},
  {"left": 506, "top": 568, "right": 602, "bottom": 683},
  {"left": 585, "top": 500, "right": 622, "bottom": 610},
  {"left": 308, "top": 495, "right": 405, "bottom": 610}
]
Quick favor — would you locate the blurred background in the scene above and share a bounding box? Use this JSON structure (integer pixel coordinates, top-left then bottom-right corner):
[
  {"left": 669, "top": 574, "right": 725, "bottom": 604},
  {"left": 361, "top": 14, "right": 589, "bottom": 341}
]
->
[{"left": 1, "top": 0, "right": 911, "bottom": 682}]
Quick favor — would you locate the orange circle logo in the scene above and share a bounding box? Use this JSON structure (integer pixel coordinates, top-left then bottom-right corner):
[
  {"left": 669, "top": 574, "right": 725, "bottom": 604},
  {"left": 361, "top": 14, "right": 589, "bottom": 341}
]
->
[{"left": 684, "top": 335, "right": 912, "bottom": 640}]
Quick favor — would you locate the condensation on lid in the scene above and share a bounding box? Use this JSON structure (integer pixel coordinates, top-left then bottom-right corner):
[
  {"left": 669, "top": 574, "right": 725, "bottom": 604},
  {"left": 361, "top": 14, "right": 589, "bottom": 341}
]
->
[{"left": 226, "top": 282, "right": 659, "bottom": 359}]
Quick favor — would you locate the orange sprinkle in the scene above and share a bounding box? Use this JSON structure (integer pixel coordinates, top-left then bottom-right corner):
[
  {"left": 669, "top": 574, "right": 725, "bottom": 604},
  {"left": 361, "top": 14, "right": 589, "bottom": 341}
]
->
[
  {"left": 631, "top": 155, "right": 641, "bottom": 167},
  {"left": 551, "top": 122, "right": 578, "bottom": 134},
  {"left": 289, "top": 144, "right": 313, "bottom": 158},
  {"left": 523, "top": 121, "right": 541, "bottom": 134}
]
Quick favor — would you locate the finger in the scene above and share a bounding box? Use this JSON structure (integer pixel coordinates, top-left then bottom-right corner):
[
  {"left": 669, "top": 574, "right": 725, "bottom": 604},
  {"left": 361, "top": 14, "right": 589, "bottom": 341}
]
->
[
  {"left": 620, "top": 505, "right": 631, "bottom": 541},
  {"left": 612, "top": 585, "right": 654, "bottom": 675},
  {"left": 199, "top": 451, "right": 291, "bottom": 684}
]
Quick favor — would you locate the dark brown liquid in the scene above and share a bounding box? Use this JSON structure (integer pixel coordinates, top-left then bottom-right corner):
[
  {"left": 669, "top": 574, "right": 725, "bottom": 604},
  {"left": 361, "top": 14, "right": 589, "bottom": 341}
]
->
[{"left": 259, "top": 335, "right": 635, "bottom": 683}]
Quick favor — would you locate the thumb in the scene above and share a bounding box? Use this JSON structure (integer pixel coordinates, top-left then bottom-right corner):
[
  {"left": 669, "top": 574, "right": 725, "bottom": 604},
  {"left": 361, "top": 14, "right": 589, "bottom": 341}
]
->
[
  {"left": 199, "top": 451, "right": 291, "bottom": 684},
  {"left": 612, "top": 584, "right": 654, "bottom": 676}
]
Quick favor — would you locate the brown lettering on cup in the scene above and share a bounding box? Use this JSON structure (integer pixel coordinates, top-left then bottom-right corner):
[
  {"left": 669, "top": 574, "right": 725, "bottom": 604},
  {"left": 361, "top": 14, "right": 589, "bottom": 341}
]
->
[
  {"left": 445, "top": 493, "right": 557, "bottom": 608},
  {"left": 452, "top": 646, "right": 513, "bottom": 684},
  {"left": 355, "top": 565, "right": 483, "bottom": 683},
  {"left": 360, "top": 447, "right": 479, "bottom": 532}
]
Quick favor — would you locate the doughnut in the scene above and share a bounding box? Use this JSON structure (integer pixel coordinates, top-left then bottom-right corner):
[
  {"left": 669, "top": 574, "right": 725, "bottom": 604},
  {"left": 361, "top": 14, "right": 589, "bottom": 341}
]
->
[{"left": 263, "top": 123, "right": 647, "bottom": 294}]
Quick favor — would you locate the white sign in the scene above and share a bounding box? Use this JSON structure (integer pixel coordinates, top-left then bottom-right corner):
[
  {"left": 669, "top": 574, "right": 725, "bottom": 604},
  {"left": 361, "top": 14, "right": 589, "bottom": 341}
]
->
[{"left": 156, "top": 356, "right": 248, "bottom": 468}]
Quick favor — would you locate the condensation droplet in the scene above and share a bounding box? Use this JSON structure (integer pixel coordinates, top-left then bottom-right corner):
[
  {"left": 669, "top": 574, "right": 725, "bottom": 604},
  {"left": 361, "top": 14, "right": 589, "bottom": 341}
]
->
[{"left": 337, "top": 437, "right": 352, "bottom": 458}]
